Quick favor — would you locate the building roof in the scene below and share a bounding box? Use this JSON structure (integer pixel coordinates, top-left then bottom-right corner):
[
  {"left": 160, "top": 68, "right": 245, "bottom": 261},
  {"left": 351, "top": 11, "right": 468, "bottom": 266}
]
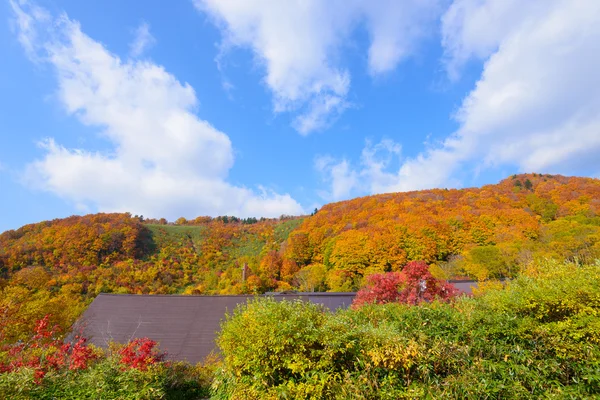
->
[
  {"left": 74, "top": 281, "right": 477, "bottom": 364},
  {"left": 448, "top": 280, "right": 479, "bottom": 296},
  {"left": 73, "top": 292, "right": 356, "bottom": 364}
]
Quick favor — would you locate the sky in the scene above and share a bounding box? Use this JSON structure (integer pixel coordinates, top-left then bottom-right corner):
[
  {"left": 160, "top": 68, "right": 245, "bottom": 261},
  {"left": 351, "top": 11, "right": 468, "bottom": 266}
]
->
[{"left": 1, "top": 0, "right": 600, "bottom": 233}]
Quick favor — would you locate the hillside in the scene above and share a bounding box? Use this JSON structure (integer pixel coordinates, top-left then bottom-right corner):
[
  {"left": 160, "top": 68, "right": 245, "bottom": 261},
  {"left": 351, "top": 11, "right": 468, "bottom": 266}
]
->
[
  {"left": 1, "top": 173, "right": 600, "bottom": 341},
  {"left": 284, "top": 173, "right": 600, "bottom": 288}
]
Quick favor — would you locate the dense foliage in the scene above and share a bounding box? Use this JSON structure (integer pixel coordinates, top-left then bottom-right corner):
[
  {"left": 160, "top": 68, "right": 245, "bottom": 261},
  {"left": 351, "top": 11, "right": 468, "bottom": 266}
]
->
[
  {"left": 3, "top": 259, "right": 599, "bottom": 398},
  {"left": 214, "top": 260, "right": 600, "bottom": 399},
  {"left": 0, "top": 214, "right": 303, "bottom": 342},
  {"left": 285, "top": 174, "right": 600, "bottom": 289},
  {"left": 0, "top": 318, "right": 213, "bottom": 399},
  {"left": 352, "top": 261, "right": 457, "bottom": 307},
  {"left": 1, "top": 174, "right": 599, "bottom": 344},
  {"left": 0, "top": 173, "right": 599, "bottom": 398}
]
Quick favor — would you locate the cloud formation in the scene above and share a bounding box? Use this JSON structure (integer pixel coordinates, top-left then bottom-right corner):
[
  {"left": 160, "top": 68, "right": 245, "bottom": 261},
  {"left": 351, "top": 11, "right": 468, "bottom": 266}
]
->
[
  {"left": 11, "top": 1, "right": 303, "bottom": 220},
  {"left": 195, "top": 0, "right": 442, "bottom": 134},
  {"left": 315, "top": 139, "right": 402, "bottom": 201},
  {"left": 318, "top": 0, "right": 600, "bottom": 198},
  {"left": 129, "top": 22, "right": 155, "bottom": 58}
]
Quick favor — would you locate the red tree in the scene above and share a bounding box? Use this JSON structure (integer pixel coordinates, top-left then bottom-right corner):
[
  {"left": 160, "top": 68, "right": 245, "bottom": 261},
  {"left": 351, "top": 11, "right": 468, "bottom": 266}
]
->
[
  {"left": 0, "top": 315, "right": 96, "bottom": 383},
  {"left": 352, "top": 261, "right": 457, "bottom": 307}
]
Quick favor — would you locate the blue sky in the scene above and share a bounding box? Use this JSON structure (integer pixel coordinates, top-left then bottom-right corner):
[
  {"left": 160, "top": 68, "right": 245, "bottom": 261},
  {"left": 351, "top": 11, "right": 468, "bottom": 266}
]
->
[{"left": 1, "top": 0, "right": 600, "bottom": 233}]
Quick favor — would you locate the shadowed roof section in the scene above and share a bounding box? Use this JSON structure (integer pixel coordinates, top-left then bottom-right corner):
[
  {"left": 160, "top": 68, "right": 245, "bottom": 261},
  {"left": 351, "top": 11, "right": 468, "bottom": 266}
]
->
[
  {"left": 73, "top": 281, "right": 476, "bottom": 364},
  {"left": 449, "top": 280, "right": 479, "bottom": 296},
  {"left": 73, "top": 293, "right": 356, "bottom": 364}
]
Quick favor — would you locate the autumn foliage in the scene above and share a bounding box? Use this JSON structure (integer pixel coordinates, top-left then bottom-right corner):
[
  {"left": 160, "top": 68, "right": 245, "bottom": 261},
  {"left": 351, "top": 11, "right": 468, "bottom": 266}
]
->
[
  {"left": 285, "top": 174, "right": 600, "bottom": 289},
  {"left": 0, "top": 174, "right": 599, "bottom": 397},
  {"left": 352, "top": 261, "right": 457, "bottom": 307},
  {"left": 216, "top": 261, "right": 600, "bottom": 398},
  {"left": 118, "top": 337, "right": 165, "bottom": 371},
  {"left": 1, "top": 174, "right": 600, "bottom": 342},
  {"left": 0, "top": 316, "right": 166, "bottom": 382},
  {"left": 0, "top": 315, "right": 96, "bottom": 382},
  {"left": 0, "top": 316, "right": 211, "bottom": 399}
]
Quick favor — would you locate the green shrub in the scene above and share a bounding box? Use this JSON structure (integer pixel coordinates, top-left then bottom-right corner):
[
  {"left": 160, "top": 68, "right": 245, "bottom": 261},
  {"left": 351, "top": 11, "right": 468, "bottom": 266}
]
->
[
  {"left": 214, "top": 261, "right": 600, "bottom": 399},
  {"left": 213, "top": 297, "right": 332, "bottom": 399}
]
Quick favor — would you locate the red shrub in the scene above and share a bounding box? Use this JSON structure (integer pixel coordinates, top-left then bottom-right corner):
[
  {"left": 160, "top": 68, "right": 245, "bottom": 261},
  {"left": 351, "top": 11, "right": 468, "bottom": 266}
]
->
[
  {"left": 352, "top": 271, "right": 404, "bottom": 306},
  {"left": 118, "top": 337, "right": 165, "bottom": 371},
  {"left": 1, "top": 316, "right": 169, "bottom": 384},
  {"left": 353, "top": 261, "right": 457, "bottom": 307},
  {"left": 0, "top": 315, "right": 97, "bottom": 383}
]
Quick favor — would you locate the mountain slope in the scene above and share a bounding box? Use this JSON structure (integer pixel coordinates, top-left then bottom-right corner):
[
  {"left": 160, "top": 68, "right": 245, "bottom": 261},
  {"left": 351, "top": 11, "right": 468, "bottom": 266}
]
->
[{"left": 282, "top": 174, "right": 600, "bottom": 288}]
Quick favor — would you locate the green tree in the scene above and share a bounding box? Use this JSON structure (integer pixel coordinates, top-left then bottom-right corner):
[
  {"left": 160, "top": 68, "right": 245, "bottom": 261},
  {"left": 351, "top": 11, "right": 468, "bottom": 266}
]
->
[{"left": 465, "top": 245, "right": 511, "bottom": 279}]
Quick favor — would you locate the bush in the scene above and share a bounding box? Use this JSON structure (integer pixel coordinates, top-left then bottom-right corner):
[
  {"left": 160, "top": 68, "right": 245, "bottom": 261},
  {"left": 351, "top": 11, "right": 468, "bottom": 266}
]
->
[
  {"left": 0, "top": 358, "right": 213, "bottom": 400},
  {"left": 213, "top": 297, "right": 331, "bottom": 399},
  {"left": 352, "top": 261, "right": 457, "bottom": 307},
  {"left": 0, "top": 319, "right": 211, "bottom": 399},
  {"left": 214, "top": 261, "right": 600, "bottom": 398}
]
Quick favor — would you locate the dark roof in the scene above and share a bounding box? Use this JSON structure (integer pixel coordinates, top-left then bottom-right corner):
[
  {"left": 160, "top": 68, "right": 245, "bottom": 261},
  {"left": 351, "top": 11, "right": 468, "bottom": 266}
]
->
[
  {"left": 74, "top": 281, "right": 477, "bottom": 364},
  {"left": 73, "top": 292, "right": 356, "bottom": 364},
  {"left": 448, "top": 280, "right": 479, "bottom": 296}
]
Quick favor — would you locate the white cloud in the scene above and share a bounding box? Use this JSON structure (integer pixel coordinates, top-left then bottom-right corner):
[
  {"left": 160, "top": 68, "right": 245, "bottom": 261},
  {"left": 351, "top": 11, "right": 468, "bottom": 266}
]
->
[
  {"left": 440, "top": 0, "right": 546, "bottom": 80},
  {"left": 293, "top": 93, "right": 350, "bottom": 135},
  {"left": 9, "top": 0, "right": 49, "bottom": 59},
  {"left": 315, "top": 156, "right": 357, "bottom": 201},
  {"left": 129, "top": 21, "right": 155, "bottom": 58},
  {"left": 319, "top": 0, "right": 600, "bottom": 195},
  {"left": 315, "top": 139, "right": 402, "bottom": 201},
  {"left": 194, "top": 0, "right": 442, "bottom": 134},
  {"left": 363, "top": 0, "right": 444, "bottom": 75},
  {"left": 12, "top": 1, "right": 303, "bottom": 220}
]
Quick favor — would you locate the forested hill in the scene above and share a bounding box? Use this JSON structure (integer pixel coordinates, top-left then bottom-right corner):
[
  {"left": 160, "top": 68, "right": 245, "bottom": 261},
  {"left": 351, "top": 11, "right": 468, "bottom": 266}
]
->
[
  {"left": 1, "top": 173, "right": 600, "bottom": 341},
  {"left": 289, "top": 173, "right": 600, "bottom": 288}
]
